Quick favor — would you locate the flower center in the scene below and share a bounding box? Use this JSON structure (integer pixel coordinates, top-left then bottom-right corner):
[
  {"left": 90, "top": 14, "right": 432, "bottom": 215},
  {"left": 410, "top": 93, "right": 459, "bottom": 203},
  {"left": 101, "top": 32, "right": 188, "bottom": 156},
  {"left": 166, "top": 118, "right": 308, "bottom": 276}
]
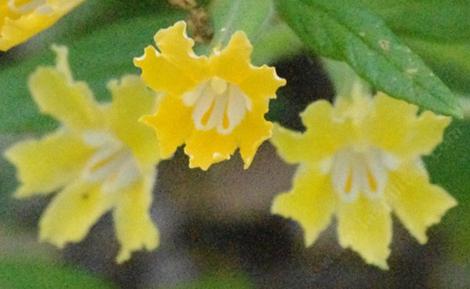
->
[
  {"left": 328, "top": 147, "right": 399, "bottom": 203},
  {"left": 8, "top": 0, "right": 53, "bottom": 15},
  {"left": 81, "top": 132, "right": 140, "bottom": 194},
  {"left": 182, "top": 77, "right": 252, "bottom": 134}
]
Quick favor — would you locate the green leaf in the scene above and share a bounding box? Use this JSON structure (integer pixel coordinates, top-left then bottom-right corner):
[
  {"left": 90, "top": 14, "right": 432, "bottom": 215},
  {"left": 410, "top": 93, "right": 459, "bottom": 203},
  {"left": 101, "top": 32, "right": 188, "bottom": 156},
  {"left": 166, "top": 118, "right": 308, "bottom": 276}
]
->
[
  {"left": 425, "top": 120, "right": 470, "bottom": 262},
  {"left": 209, "top": 0, "right": 302, "bottom": 67},
  {"left": 322, "top": 59, "right": 370, "bottom": 99},
  {"left": 363, "top": 0, "right": 470, "bottom": 43},
  {"left": 0, "top": 259, "right": 115, "bottom": 289},
  {"left": 0, "top": 137, "right": 19, "bottom": 218},
  {"left": 209, "top": 0, "right": 274, "bottom": 47},
  {"left": 0, "top": 12, "right": 184, "bottom": 134},
  {"left": 251, "top": 23, "right": 303, "bottom": 65},
  {"left": 275, "top": 0, "right": 462, "bottom": 117},
  {"left": 362, "top": 1, "right": 470, "bottom": 94},
  {"left": 401, "top": 38, "right": 470, "bottom": 95}
]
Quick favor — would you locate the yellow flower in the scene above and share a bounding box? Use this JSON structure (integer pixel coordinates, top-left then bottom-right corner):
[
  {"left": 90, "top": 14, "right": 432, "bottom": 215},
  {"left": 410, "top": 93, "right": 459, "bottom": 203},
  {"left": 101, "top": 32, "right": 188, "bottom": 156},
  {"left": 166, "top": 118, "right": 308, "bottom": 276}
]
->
[
  {"left": 271, "top": 88, "right": 457, "bottom": 269},
  {"left": 4, "top": 45, "right": 161, "bottom": 263},
  {"left": 134, "top": 21, "right": 286, "bottom": 170},
  {"left": 0, "top": 0, "right": 84, "bottom": 51}
]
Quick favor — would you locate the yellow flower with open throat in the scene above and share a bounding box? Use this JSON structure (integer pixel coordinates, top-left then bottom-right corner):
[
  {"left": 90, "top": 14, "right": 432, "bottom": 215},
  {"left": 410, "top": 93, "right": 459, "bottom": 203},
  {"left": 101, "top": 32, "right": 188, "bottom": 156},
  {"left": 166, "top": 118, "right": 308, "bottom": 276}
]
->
[
  {"left": 0, "top": 0, "right": 84, "bottom": 51},
  {"left": 5, "top": 46, "right": 160, "bottom": 263},
  {"left": 134, "top": 21, "right": 286, "bottom": 170},
  {"left": 271, "top": 88, "right": 457, "bottom": 269}
]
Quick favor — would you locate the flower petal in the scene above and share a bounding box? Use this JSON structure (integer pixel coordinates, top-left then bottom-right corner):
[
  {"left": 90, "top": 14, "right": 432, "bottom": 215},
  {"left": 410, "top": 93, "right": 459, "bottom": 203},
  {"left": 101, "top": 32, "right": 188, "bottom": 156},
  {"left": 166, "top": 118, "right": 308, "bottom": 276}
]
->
[
  {"left": 364, "top": 94, "right": 417, "bottom": 153},
  {"left": 29, "top": 46, "right": 102, "bottom": 131},
  {"left": 210, "top": 31, "right": 286, "bottom": 100},
  {"left": 0, "top": 0, "right": 84, "bottom": 51},
  {"left": 235, "top": 103, "right": 272, "bottom": 168},
  {"left": 271, "top": 166, "right": 336, "bottom": 246},
  {"left": 302, "top": 100, "right": 353, "bottom": 160},
  {"left": 39, "top": 181, "right": 114, "bottom": 248},
  {"left": 4, "top": 130, "right": 93, "bottom": 198},
  {"left": 272, "top": 101, "right": 354, "bottom": 166},
  {"left": 134, "top": 21, "right": 209, "bottom": 95},
  {"left": 210, "top": 31, "right": 253, "bottom": 84},
  {"left": 403, "top": 111, "right": 451, "bottom": 157},
  {"left": 184, "top": 129, "right": 237, "bottom": 170},
  {"left": 238, "top": 65, "right": 286, "bottom": 101},
  {"left": 365, "top": 93, "right": 450, "bottom": 159},
  {"left": 114, "top": 175, "right": 159, "bottom": 263},
  {"left": 386, "top": 162, "right": 457, "bottom": 244},
  {"left": 141, "top": 95, "right": 193, "bottom": 159},
  {"left": 271, "top": 125, "right": 309, "bottom": 164},
  {"left": 337, "top": 196, "right": 392, "bottom": 269},
  {"left": 106, "top": 75, "right": 160, "bottom": 168}
]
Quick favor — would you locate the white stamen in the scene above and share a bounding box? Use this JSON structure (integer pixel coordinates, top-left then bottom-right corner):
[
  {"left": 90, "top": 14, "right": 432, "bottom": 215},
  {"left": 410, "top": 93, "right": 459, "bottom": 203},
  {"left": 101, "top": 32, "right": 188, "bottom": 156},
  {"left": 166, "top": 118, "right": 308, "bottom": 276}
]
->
[
  {"left": 101, "top": 154, "right": 140, "bottom": 194},
  {"left": 81, "top": 132, "right": 140, "bottom": 194},
  {"left": 192, "top": 89, "right": 216, "bottom": 130},
  {"left": 8, "top": 0, "right": 53, "bottom": 15},
  {"left": 210, "top": 77, "right": 228, "bottom": 95},
  {"left": 330, "top": 147, "right": 399, "bottom": 203},
  {"left": 206, "top": 91, "right": 229, "bottom": 131},
  {"left": 183, "top": 77, "right": 251, "bottom": 134}
]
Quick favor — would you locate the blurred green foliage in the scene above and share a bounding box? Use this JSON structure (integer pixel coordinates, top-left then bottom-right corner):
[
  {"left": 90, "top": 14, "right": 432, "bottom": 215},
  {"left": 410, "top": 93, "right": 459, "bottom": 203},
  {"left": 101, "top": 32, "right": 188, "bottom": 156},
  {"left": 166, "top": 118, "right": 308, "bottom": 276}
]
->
[
  {"left": 425, "top": 120, "right": 470, "bottom": 262},
  {"left": 0, "top": 258, "right": 115, "bottom": 289}
]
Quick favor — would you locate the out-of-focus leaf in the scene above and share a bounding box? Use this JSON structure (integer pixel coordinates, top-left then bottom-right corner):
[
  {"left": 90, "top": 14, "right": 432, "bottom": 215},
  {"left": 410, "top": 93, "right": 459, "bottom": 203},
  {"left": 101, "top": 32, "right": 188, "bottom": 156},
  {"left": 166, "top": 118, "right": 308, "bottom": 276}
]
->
[
  {"left": 0, "top": 137, "right": 18, "bottom": 218},
  {"left": 361, "top": 0, "right": 470, "bottom": 94},
  {"left": 209, "top": 0, "right": 274, "bottom": 47},
  {"left": 425, "top": 120, "right": 470, "bottom": 262},
  {"left": 251, "top": 23, "right": 302, "bottom": 65},
  {"left": 0, "top": 259, "right": 115, "bottom": 289},
  {"left": 209, "top": 0, "right": 302, "bottom": 73},
  {"left": 0, "top": 12, "right": 184, "bottom": 134},
  {"left": 363, "top": 0, "right": 470, "bottom": 43},
  {"left": 322, "top": 59, "right": 370, "bottom": 99},
  {"left": 275, "top": 0, "right": 461, "bottom": 117}
]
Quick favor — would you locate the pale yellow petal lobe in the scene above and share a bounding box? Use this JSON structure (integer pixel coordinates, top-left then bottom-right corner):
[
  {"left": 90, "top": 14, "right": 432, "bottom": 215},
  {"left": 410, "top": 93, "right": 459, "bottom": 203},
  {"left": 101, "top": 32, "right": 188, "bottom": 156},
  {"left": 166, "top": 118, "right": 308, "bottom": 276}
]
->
[
  {"left": 141, "top": 95, "right": 193, "bottom": 159},
  {"left": 4, "top": 130, "right": 93, "bottom": 197},
  {"left": 300, "top": 100, "right": 352, "bottom": 160},
  {"left": 366, "top": 93, "right": 450, "bottom": 159},
  {"left": 405, "top": 111, "right": 451, "bottom": 157},
  {"left": 337, "top": 196, "right": 392, "bottom": 269},
  {"left": 114, "top": 176, "right": 159, "bottom": 263},
  {"left": 106, "top": 75, "right": 160, "bottom": 168},
  {"left": 386, "top": 162, "right": 457, "bottom": 244},
  {"left": 39, "top": 182, "right": 114, "bottom": 248},
  {"left": 271, "top": 125, "right": 308, "bottom": 164},
  {"left": 28, "top": 47, "right": 102, "bottom": 131},
  {"left": 272, "top": 166, "right": 336, "bottom": 246}
]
